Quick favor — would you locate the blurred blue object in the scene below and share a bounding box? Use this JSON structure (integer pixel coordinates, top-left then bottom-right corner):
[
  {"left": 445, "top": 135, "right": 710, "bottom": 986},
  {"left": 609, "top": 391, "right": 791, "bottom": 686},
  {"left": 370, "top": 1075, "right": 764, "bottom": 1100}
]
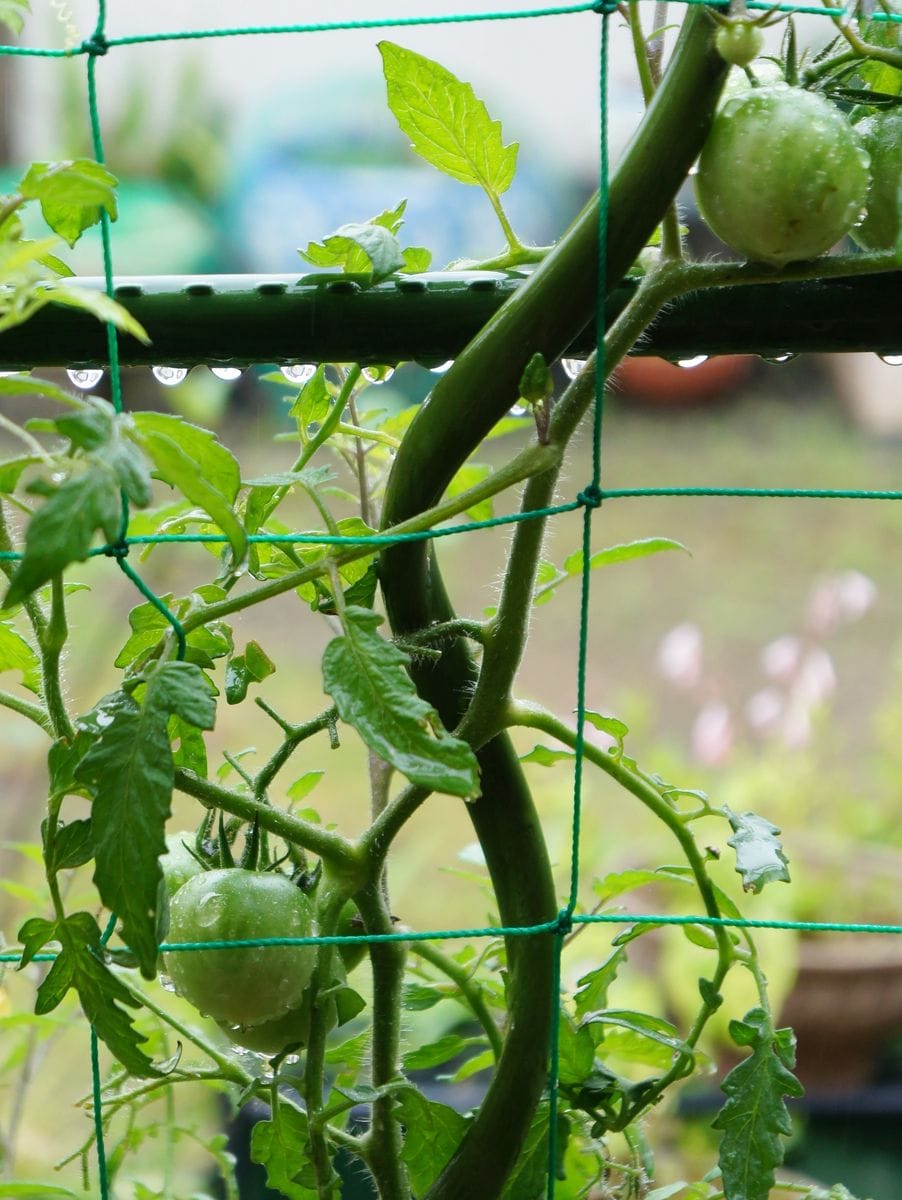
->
[{"left": 221, "top": 78, "right": 583, "bottom": 272}]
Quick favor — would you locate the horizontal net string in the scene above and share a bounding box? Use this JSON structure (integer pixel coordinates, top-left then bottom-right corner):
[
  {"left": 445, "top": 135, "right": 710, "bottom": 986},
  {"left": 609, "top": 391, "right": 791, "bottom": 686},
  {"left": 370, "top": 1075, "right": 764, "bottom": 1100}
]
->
[
  {"left": 6, "top": 911, "right": 902, "bottom": 965},
  {"left": 1, "top": 0, "right": 899, "bottom": 57},
  {"left": 3, "top": 482, "right": 902, "bottom": 564}
]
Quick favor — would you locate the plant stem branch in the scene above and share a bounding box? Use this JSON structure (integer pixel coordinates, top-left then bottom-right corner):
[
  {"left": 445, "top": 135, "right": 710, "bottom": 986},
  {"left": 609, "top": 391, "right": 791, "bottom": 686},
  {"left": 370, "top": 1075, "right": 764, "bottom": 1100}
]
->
[
  {"left": 356, "top": 880, "right": 411, "bottom": 1200},
  {"left": 0, "top": 686, "right": 53, "bottom": 732},
  {"left": 173, "top": 767, "right": 358, "bottom": 871},
  {"left": 411, "top": 940, "right": 503, "bottom": 1061}
]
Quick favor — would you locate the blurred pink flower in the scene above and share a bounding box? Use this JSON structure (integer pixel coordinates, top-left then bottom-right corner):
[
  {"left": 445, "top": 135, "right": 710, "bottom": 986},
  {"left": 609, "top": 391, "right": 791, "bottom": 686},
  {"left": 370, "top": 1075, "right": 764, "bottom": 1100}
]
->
[{"left": 657, "top": 622, "right": 703, "bottom": 688}]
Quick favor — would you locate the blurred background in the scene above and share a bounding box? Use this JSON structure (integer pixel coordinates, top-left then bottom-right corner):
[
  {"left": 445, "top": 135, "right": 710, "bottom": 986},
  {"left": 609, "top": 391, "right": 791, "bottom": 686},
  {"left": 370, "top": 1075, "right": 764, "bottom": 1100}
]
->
[{"left": 2, "top": 2, "right": 902, "bottom": 1197}]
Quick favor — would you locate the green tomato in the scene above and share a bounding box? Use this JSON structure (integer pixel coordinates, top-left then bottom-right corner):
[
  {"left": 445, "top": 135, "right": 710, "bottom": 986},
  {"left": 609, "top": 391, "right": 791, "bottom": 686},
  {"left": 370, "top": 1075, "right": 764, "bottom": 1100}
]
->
[
  {"left": 163, "top": 868, "right": 316, "bottom": 1028},
  {"left": 715, "top": 20, "right": 764, "bottom": 68},
  {"left": 160, "top": 831, "right": 206, "bottom": 901},
  {"left": 220, "top": 1001, "right": 312, "bottom": 1056},
  {"left": 850, "top": 108, "right": 902, "bottom": 252},
  {"left": 695, "top": 85, "right": 871, "bottom": 266}
]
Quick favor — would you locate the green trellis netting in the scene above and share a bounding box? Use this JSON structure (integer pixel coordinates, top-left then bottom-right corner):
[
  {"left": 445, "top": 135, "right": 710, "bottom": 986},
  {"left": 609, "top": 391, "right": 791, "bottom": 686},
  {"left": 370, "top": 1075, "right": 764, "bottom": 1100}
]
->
[{"left": 2, "top": 3, "right": 902, "bottom": 1198}]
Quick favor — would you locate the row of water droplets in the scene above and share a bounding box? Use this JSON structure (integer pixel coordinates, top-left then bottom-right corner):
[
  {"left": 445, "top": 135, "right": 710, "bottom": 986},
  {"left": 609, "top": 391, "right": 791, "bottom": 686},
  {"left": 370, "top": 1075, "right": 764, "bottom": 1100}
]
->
[{"left": 2, "top": 354, "right": 901, "bottom": 397}]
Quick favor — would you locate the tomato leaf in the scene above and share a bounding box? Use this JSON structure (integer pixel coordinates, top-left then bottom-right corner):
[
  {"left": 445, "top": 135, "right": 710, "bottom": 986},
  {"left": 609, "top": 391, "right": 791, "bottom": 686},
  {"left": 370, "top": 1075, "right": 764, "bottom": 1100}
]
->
[
  {"left": 573, "top": 948, "right": 625, "bottom": 1020},
  {"left": 395, "top": 1088, "right": 470, "bottom": 1197},
  {"left": 75, "top": 664, "right": 213, "bottom": 979},
  {"left": 379, "top": 42, "right": 517, "bottom": 198},
  {"left": 31, "top": 911, "right": 157, "bottom": 1077},
  {"left": 225, "top": 640, "right": 275, "bottom": 705},
  {"left": 250, "top": 1105, "right": 319, "bottom": 1200},
  {"left": 564, "top": 537, "right": 688, "bottom": 575},
  {"left": 302, "top": 222, "right": 405, "bottom": 283},
  {"left": 40, "top": 283, "right": 150, "bottom": 343},
  {"left": 43, "top": 817, "right": 93, "bottom": 873},
  {"left": 402, "top": 1034, "right": 486, "bottom": 1072},
  {"left": 129, "top": 412, "right": 246, "bottom": 569},
  {"left": 724, "top": 807, "right": 791, "bottom": 893},
  {"left": 713, "top": 1008, "right": 804, "bottom": 1200},
  {"left": 18, "top": 159, "right": 119, "bottom": 247},
  {"left": 519, "top": 744, "right": 575, "bottom": 767},
  {"left": 322, "top": 606, "right": 479, "bottom": 798},
  {"left": 3, "top": 466, "right": 122, "bottom": 609},
  {"left": 0, "top": 620, "right": 41, "bottom": 692}
]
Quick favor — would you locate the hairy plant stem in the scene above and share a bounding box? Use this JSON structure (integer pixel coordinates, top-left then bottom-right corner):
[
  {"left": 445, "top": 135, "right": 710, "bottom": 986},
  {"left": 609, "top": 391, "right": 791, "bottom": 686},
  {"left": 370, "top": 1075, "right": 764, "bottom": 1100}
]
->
[
  {"left": 0, "top": 687, "right": 52, "bottom": 731},
  {"left": 172, "top": 767, "right": 359, "bottom": 872},
  {"left": 411, "top": 941, "right": 503, "bottom": 1061},
  {"left": 305, "top": 893, "right": 346, "bottom": 1200},
  {"left": 253, "top": 704, "right": 339, "bottom": 800},
  {"left": 40, "top": 575, "right": 73, "bottom": 740},
  {"left": 356, "top": 879, "right": 411, "bottom": 1200}
]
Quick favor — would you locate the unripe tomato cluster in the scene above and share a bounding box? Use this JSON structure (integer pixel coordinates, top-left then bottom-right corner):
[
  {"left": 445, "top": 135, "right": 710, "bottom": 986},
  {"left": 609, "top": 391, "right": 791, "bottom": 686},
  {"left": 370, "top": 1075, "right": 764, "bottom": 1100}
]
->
[{"left": 695, "top": 79, "right": 900, "bottom": 266}]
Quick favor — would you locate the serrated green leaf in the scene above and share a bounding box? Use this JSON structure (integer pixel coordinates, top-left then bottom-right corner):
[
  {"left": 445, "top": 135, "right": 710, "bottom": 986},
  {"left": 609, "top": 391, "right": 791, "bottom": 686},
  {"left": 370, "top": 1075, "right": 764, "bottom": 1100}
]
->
[
  {"left": 146, "top": 660, "right": 216, "bottom": 730},
  {"left": 564, "top": 537, "right": 688, "bottom": 576},
  {"left": 34, "top": 912, "right": 157, "bottom": 1076},
  {"left": 130, "top": 413, "right": 246, "bottom": 569},
  {"left": 557, "top": 1015, "right": 596, "bottom": 1085},
  {"left": 380, "top": 42, "right": 518, "bottom": 197},
  {"left": 574, "top": 948, "right": 625, "bottom": 1019},
  {"left": 322, "top": 606, "right": 479, "bottom": 798},
  {"left": 402, "top": 1033, "right": 485, "bottom": 1072},
  {"left": 3, "top": 466, "right": 121, "bottom": 608},
  {"left": 41, "top": 282, "right": 149, "bottom": 343},
  {"left": 519, "top": 743, "right": 575, "bottom": 767},
  {"left": 402, "top": 245, "right": 432, "bottom": 272},
  {"left": 75, "top": 694, "right": 170, "bottom": 978},
  {"left": 724, "top": 807, "right": 791, "bottom": 893},
  {"left": 396, "top": 1089, "right": 469, "bottom": 1197},
  {"left": 288, "top": 365, "right": 332, "bottom": 428},
  {"left": 51, "top": 396, "right": 114, "bottom": 451},
  {"left": 16, "top": 916, "right": 57, "bottom": 969},
  {"left": 100, "top": 435, "right": 153, "bottom": 507},
  {"left": 168, "top": 712, "right": 208, "bottom": 777},
  {"left": 307, "top": 223, "right": 405, "bottom": 283},
  {"left": 713, "top": 1008, "right": 804, "bottom": 1200},
  {"left": 0, "top": 620, "right": 40, "bottom": 692},
  {"left": 581, "top": 1008, "right": 689, "bottom": 1055},
  {"left": 287, "top": 771, "right": 324, "bottom": 803},
  {"left": 44, "top": 817, "right": 93, "bottom": 872},
  {"left": 584, "top": 710, "right": 628, "bottom": 758},
  {"left": 250, "top": 1106, "right": 318, "bottom": 1200},
  {"left": 402, "top": 982, "right": 449, "bottom": 1011},
  {"left": 18, "top": 159, "right": 118, "bottom": 247}
]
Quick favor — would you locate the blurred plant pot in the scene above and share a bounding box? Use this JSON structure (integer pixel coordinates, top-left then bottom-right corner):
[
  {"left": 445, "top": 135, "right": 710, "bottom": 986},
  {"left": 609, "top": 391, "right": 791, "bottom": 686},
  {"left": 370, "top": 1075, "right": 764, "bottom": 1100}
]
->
[
  {"left": 614, "top": 354, "right": 756, "bottom": 406},
  {"left": 779, "top": 934, "right": 902, "bottom": 1090},
  {"left": 775, "top": 841, "right": 902, "bottom": 1091}
]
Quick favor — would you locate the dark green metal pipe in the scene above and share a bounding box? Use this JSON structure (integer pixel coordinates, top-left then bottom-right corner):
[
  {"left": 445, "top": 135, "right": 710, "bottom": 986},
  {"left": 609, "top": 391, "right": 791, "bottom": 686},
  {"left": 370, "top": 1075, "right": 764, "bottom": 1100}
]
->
[{"left": 1, "top": 269, "right": 899, "bottom": 371}]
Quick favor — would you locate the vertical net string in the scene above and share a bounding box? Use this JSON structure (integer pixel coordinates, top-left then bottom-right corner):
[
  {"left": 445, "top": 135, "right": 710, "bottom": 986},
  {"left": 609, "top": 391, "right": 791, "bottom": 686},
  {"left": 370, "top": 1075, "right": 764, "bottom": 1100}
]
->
[{"left": 546, "top": 6, "right": 612, "bottom": 1194}]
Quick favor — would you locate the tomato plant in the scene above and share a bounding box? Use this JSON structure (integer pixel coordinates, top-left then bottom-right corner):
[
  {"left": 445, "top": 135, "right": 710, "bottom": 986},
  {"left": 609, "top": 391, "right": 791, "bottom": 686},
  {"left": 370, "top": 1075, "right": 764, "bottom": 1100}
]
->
[
  {"left": 695, "top": 85, "right": 871, "bottom": 265},
  {"left": 1, "top": 5, "right": 900, "bottom": 1200}
]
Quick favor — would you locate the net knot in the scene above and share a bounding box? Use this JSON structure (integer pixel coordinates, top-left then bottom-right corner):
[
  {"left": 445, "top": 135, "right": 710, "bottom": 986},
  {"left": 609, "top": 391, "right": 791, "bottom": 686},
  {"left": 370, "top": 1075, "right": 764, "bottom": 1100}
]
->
[
  {"left": 555, "top": 908, "right": 574, "bottom": 936},
  {"left": 577, "top": 483, "right": 603, "bottom": 509},
  {"left": 592, "top": 1, "right": 620, "bottom": 13},
  {"left": 81, "top": 33, "right": 109, "bottom": 56},
  {"left": 103, "top": 539, "right": 129, "bottom": 560}
]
